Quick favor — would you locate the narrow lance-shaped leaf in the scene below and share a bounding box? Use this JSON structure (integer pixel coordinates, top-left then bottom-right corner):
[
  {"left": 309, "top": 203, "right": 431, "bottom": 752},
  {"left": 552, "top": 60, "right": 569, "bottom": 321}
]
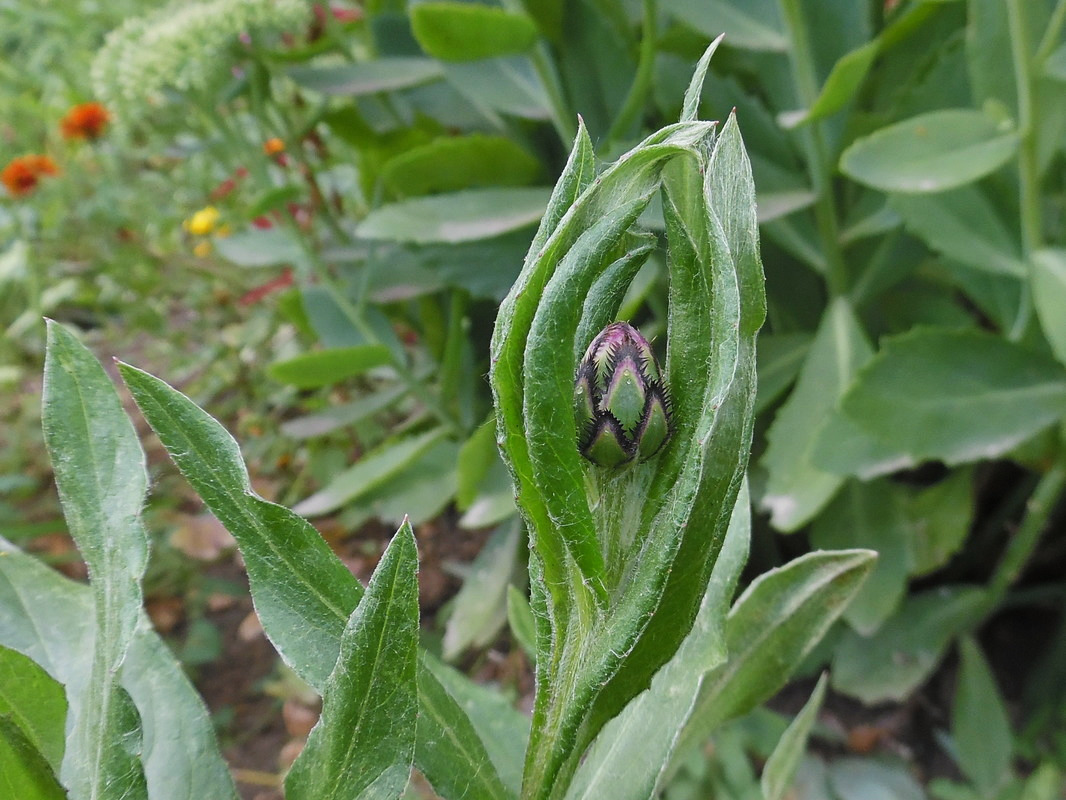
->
[
  {"left": 117, "top": 363, "right": 510, "bottom": 798},
  {"left": 672, "top": 549, "right": 876, "bottom": 764},
  {"left": 285, "top": 521, "right": 420, "bottom": 800},
  {"left": 761, "top": 672, "right": 829, "bottom": 800},
  {"left": 0, "top": 645, "right": 67, "bottom": 774},
  {"left": 0, "top": 715, "right": 67, "bottom": 800},
  {"left": 42, "top": 321, "right": 148, "bottom": 800}
]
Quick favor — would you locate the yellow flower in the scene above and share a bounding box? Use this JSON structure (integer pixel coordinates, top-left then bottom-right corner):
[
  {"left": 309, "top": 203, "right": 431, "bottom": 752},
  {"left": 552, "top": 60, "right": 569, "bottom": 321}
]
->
[
  {"left": 193, "top": 240, "right": 212, "bottom": 258},
  {"left": 263, "top": 137, "right": 285, "bottom": 155},
  {"left": 184, "top": 206, "right": 221, "bottom": 236}
]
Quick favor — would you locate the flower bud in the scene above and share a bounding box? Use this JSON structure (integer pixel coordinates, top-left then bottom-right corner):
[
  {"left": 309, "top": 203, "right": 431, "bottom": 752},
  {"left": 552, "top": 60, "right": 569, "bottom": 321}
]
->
[{"left": 574, "top": 322, "right": 672, "bottom": 468}]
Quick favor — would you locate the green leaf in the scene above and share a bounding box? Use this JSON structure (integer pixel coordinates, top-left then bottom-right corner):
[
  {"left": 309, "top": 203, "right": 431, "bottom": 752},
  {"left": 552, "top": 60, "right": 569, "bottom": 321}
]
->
[
  {"left": 293, "top": 428, "right": 449, "bottom": 518},
  {"left": 838, "top": 328, "right": 1066, "bottom": 465},
  {"left": 42, "top": 321, "right": 149, "bottom": 800},
  {"left": 967, "top": 0, "right": 1016, "bottom": 114},
  {"left": 952, "top": 637, "right": 1012, "bottom": 795},
  {"left": 287, "top": 58, "right": 444, "bottom": 95},
  {"left": 827, "top": 758, "right": 925, "bottom": 800},
  {"left": 356, "top": 187, "right": 552, "bottom": 244},
  {"left": 840, "top": 109, "right": 1019, "bottom": 193},
  {"left": 442, "top": 521, "right": 521, "bottom": 660},
  {"left": 456, "top": 419, "right": 499, "bottom": 509},
  {"left": 0, "top": 646, "right": 66, "bottom": 774},
  {"left": 1032, "top": 248, "right": 1066, "bottom": 366},
  {"left": 906, "top": 470, "right": 973, "bottom": 576},
  {"left": 663, "top": 0, "right": 788, "bottom": 51},
  {"left": 381, "top": 134, "right": 541, "bottom": 197},
  {"left": 425, "top": 655, "right": 530, "bottom": 796},
  {"left": 755, "top": 332, "right": 812, "bottom": 413},
  {"left": 507, "top": 585, "right": 538, "bottom": 663},
  {"left": 414, "top": 659, "right": 518, "bottom": 800},
  {"left": 411, "top": 2, "right": 539, "bottom": 61},
  {"left": 678, "top": 549, "right": 875, "bottom": 748},
  {"left": 285, "top": 522, "right": 419, "bottom": 800},
  {"left": 832, "top": 586, "right": 985, "bottom": 704},
  {"left": 890, "top": 187, "right": 1026, "bottom": 277},
  {"left": 214, "top": 227, "right": 305, "bottom": 267},
  {"left": 441, "top": 59, "right": 551, "bottom": 121},
  {"left": 810, "top": 480, "right": 911, "bottom": 635},
  {"left": 116, "top": 365, "right": 505, "bottom": 796},
  {"left": 760, "top": 298, "right": 873, "bottom": 532},
  {"left": 785, "top": 40, "right": 879, "bottom": 128},
  {"left": 0, "top": 540, "right": 237, "bottom": 800},
  {"left": 680, "top": 35, "right": 725, "bottom": 123},
  {"left": 118, "top": 362, "right": 363, "bottom": 689},
  {"left": 267, "top": 344, "right": 393, "bottom": 389},
  {"left": 0, "top": 715, "right": 66, "bottom": 800},
  {"left": 280, "top": 382, "right": 410, "bottom": 440},
  {"left": 565, "top": 484, "right": 751, "bottom": 800},
  {"left": 761, "top": 673, "right": 829, "bottom": 800}
]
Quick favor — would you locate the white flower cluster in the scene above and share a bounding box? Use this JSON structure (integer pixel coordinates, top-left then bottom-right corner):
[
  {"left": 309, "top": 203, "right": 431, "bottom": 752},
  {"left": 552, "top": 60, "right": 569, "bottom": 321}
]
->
[{"left": 91, "top": 0, "right": 308, "bottom": 122}]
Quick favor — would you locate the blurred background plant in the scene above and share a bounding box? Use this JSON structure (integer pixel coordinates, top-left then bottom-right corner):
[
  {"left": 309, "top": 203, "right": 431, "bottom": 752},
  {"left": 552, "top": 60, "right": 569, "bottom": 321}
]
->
[{"left": 4, "top": 0, "right": 1066, "bottom": 797}]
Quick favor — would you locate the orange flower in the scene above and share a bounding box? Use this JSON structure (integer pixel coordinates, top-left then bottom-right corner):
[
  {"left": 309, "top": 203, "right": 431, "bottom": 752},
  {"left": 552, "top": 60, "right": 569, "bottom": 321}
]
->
[
  {"left": 1, "top": 154, "right": 60, "bottom": 197},
  {"left": 263, "top": 137, "right": 285, "bottom": 155},
  {"left": 60, "top": 102, "right": 110, "bottom": 140}
]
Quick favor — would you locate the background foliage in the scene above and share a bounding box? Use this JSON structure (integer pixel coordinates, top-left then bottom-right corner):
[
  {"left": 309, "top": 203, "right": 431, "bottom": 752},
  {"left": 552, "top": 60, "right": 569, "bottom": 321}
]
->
[{"left": 3, "top": 0, "right": 1066, "bottom": 798}]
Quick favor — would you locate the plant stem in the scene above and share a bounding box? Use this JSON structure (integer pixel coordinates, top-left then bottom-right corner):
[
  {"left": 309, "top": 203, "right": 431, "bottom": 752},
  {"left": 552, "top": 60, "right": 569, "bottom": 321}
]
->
[
  {"left": 1036, "top": 0, "right": 1066, "bottom": 65},
  {"left": 778, "top": 0, "right": 848, "bottom": 296},
  {"left": 1007, "top": 0, "right": 1042, "bottom": 257},
  {"left": 605, "top": 0, "right": 657, "bottom": 149},
  {"left": 985, "top": 459, "right": 1066, "bottom": 612}
]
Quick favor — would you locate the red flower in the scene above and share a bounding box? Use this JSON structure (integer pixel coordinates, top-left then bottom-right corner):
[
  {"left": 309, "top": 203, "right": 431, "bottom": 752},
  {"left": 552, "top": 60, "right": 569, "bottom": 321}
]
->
[
  {"left": 1, "top": 154, "right": 60, "bottom": 197},
  {"left": 60, "top": 102, "right": 110, "bottom": 140}
]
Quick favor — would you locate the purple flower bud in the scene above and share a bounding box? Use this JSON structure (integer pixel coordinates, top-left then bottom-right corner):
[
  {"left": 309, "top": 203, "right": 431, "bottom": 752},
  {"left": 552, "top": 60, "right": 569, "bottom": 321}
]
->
[{"left": 574, "top": 322, "right": 672, "bottom": 468}]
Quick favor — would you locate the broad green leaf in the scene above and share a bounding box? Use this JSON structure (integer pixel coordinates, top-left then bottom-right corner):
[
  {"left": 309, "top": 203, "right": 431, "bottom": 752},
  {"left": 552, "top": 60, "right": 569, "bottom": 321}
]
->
[
  {"left": 410, "top": 2, "right": 538, "bottom": 61},
  {"left": 756, "top": 189, "right": 817, "bottom": 223},
  {"left": 42, "top": 321, "right": 148, "bottom": 800},
  {"left": 890, "top": 187, "right": 1026, "bottom": 277},
  {"left": 663, "top": 0, "right": 788, "bottom": 51},
  {"left": 267, "top": 344, "right": 393, "bottom": 389},
  {"left": 952, "top": 637, "right": 1012, "bottom": 795},
  {"left": 760, "top": 298, "right": 873, "bottom": 532},
  {"left": 287, "top": 58, "right": 443, "bottom": 95},
  {"left": 565, "top": 485, "right": 751, "bottom": 800},
  {"left": 811, "top": 480, "right": 911, "bottom": 635},
  {"left": 840, "top": 109, "right": 1019, "bottom": 193},
  {"left": 356, "top": 187, "right": 552, "bottom": 244},
  {"left": 1045, "top": 43, "right": 1066, "bottom": 82},
  {"left": 117, "top": 365, "right": 507, "bottom": 796},
  {"left": 906, "top": 470, "right": 973, "bottom": 576},
  {"left": 119, "top": 362, "right": 363, "bottom": 688},
  {"left": 293, "top": 428, "right": 449, "bottom": 517},
  {"left": 785, "top": 40, "right": 879, "bottom": 128},
  {"left": 674, "top": 550, "right": 875, "bottom": 764},
  {"left": 285, "top": 522, "right": 419, "bottom": 800},
  {"left": 442, "top": 521, "right": 521, "bottom": 660},
  {"left": 0, "top": 541, "right": 237, "bottom": 800},
  {"left": 442, "top": 59, "right": 551, "bottom": 121},
  {"left": 827, "top": 758, "right": 925, "bottom": 800},
  {"left": 810, "top": 407, "right": 916, "bottom": 480},
  {"left": 214, "top": 227, "right": 306, "bottom": 267},
  {"left": 755, "top": 332, "right": 812, "bottom": 413},
  {"left": 1032, "top": 248, "right": 1066, "bottom": 366},
  {"left": 0, "top": 716, "right": 66, "bottom": 800},
  {"left": 838, "top": 329, "right": 1066, "bottom": 465},
  {"left": 967, "top": 0, "right": 1016, "bottom": 114},
  {"left": 381, "top": 134, "right": 541, "bottom": 197},
  {"left": 0, "top": 646, "right": 66, "bottom": 773},
  {"left": 761, "top": 673, "right": 828, "bottom": 800},
  {"left": 832, "top": 586, "right": 985, "bottom": 704}
]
